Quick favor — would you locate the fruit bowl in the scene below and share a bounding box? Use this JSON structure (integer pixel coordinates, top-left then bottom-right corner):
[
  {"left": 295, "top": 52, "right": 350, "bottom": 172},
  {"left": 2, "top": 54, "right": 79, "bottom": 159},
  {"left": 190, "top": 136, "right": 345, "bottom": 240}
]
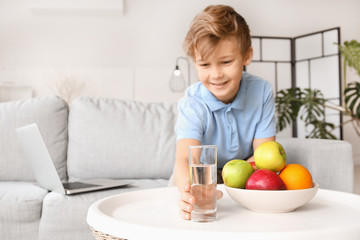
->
[{"left": 224, "top": 183, "right": 319, "bottom": 213}]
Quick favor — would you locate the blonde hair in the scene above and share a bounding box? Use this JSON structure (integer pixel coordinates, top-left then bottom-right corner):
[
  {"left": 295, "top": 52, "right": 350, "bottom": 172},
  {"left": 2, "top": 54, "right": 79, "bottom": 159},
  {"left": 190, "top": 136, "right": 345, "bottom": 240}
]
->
[{"left": 184, "top": 5, "right": 251, "bottom": 60}]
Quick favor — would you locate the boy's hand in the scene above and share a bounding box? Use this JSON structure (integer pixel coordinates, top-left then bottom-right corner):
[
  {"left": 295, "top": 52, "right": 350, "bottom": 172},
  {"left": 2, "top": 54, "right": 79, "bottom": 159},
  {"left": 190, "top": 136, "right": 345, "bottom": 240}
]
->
[
  {"left": 178, "top": 182, "right": 224, "bottom": 220},
  {"left": 178, "top": 182, "right": 194, "bottom": 220}
]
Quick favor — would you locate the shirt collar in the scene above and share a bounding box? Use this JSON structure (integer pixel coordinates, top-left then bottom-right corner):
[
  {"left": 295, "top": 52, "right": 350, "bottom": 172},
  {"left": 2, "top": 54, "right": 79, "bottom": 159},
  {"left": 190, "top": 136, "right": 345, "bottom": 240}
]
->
[
  {"left": 231, "top": 75, "right": 247, "bottom": 110},
  {"left": 200, "top": 85, "right": 226, "bottom": 111},
  {"left": 200, "top": 73, "right": 247, "bottom": 112}
]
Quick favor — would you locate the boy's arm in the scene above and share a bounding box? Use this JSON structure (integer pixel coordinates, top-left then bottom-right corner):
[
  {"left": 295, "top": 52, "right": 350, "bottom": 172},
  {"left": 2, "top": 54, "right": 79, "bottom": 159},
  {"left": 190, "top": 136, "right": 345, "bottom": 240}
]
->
[
  {"left": 174, "top": 138, "right": 200, "bottom": 189},
  {"left": 174, "top": 138, "right": 200, "bottom": 220}
]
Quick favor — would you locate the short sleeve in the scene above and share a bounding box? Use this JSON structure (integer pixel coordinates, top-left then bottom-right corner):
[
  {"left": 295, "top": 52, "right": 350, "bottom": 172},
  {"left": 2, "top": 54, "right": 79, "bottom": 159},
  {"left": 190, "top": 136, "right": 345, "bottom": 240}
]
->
[
  {"left": 175, "top": 97, "right": 206, "bottom": 141},
  {"left": 254, "top": 82, "right": 276, "bottom": 139}
]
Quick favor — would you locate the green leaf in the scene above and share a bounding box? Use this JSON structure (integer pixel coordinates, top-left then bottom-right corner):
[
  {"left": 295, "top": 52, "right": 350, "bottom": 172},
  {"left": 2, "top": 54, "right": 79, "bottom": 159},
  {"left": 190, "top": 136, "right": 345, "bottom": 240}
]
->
[
  {"left": 275, "top": 88, "right": 303, "bottom": 132},
  {"left": 344, "top": 81, "right": 360, "bottom": 119},
  {"left": 306, "top": 120, "right": 337, "bottom": 139},
  {"left": 276, "top": 87, "right": 337, "bottom": 139},
  {"left": 299, "top": 88, "right": 325, "bottom": 125},
  {"left": 339, "top": 40, "right": 360, "bottom": 77}
]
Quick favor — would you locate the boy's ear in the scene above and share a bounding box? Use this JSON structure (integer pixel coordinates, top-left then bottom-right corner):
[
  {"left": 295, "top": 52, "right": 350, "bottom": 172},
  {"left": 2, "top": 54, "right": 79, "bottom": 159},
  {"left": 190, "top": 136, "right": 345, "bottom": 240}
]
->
[{"left": 243, "top": 47, "right": 253, "bottom": 66}]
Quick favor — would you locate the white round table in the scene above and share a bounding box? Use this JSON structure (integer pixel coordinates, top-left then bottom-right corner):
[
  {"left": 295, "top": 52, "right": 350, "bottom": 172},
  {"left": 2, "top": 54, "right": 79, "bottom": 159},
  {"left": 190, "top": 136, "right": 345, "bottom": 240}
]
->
[{"left": 87, "top": 185, "right": 360, "bottom": 240}]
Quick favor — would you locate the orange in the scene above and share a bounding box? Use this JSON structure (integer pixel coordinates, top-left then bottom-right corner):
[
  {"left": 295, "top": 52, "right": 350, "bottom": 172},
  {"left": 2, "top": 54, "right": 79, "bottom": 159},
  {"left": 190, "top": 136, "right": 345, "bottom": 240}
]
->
[{"left": 279, "top": 164, "right": 313, "bottom": 190}]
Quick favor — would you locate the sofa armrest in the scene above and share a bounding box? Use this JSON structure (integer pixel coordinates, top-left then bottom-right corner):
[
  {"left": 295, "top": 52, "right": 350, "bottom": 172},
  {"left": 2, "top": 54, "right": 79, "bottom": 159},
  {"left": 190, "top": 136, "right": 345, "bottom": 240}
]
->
[{"left": 277, "top": 138, "right": 354, "bottom": 193}]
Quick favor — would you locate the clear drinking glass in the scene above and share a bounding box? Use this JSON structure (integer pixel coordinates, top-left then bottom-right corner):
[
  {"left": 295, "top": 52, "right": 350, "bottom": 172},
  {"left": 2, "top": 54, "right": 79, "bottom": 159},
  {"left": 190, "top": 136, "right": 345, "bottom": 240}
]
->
[{"left": 189, "top": 145, "right": 217, "bottom": 222}]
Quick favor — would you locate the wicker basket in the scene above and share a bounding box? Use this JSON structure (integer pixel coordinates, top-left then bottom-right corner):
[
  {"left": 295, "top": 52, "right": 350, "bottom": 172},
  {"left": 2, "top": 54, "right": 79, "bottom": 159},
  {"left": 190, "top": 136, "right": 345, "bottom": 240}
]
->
[{"left": 90, "top": 227, "right": 127, "bottom": 240}]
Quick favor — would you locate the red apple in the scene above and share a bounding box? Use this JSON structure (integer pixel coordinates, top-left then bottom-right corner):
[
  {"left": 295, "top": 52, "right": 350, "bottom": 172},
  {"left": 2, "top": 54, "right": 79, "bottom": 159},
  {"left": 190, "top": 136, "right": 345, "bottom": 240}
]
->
[{"left": 245, "top": 169, "right": 286, "bottom": 190}]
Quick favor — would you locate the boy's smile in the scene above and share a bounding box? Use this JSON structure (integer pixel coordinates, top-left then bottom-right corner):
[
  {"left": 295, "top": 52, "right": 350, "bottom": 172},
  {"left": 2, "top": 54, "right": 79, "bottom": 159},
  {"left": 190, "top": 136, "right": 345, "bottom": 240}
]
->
[
  {"left": 210, "top": 81, "right": 229, "bottom": 89},
  {"left": 194, "top": 38, "right": 252, "bottom": 104}
]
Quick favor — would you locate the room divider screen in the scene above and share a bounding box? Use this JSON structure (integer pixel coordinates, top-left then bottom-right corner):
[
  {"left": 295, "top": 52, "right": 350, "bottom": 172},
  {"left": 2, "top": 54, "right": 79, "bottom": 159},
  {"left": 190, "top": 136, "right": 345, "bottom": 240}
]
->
[{"left": 247, "top": 27, "right": 342, "bottom": 139}]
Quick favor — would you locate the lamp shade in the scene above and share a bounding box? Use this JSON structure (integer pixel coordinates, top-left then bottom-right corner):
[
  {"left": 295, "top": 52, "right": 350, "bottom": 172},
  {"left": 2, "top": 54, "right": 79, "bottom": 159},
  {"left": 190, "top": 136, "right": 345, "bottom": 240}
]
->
[
  {"left": 169, "top": 57, "right": 191, "bottom": 92},
  {"left": 169, "top": 66, "right": 186, "bottom": 92}
]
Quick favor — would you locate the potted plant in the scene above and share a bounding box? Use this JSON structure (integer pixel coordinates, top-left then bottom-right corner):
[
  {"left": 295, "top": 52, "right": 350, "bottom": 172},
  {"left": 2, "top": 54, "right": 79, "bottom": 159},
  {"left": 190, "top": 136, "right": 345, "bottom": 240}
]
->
[{"left": 276, "top": 40, "right": 360, "bottom": 139}]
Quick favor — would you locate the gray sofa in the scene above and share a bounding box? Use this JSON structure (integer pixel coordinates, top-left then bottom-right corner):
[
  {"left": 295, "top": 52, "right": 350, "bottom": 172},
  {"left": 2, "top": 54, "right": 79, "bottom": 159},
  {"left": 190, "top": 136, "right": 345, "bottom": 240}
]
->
[{"left": 0, "top": 95, "right": 354, "bottom": 240}]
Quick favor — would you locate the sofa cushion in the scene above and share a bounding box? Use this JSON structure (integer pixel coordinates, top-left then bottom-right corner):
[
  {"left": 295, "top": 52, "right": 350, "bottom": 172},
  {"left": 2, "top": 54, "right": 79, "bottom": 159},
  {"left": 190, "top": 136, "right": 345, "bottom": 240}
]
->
[
  {"left": 278, "top": 138, "right": 354, "bottom": 192},
  {"left": 0, "top": 96, "right": 68, "bottom": 181},
  {"left": 67, "top": 97, "right": 177, "bottom": 180},
  {"left": 39, "top": 179, "right": 168, "bottom": 240},
  {"left": 0, "top": 182, "right": 48, "bottom": 240}
]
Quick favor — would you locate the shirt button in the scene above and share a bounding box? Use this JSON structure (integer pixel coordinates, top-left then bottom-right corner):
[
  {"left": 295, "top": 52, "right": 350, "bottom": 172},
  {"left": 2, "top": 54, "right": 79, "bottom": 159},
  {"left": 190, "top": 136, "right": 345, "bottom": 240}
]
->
[{"left": 228, "top": 113, "right": 233, "bottom": 123}]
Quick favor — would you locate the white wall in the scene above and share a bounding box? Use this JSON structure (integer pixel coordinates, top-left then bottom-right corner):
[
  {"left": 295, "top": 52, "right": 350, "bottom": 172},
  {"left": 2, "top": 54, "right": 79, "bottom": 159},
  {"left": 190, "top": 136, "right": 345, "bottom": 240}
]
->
[{"left": 0, "top": 0, "right": 359, "bottom": 163}]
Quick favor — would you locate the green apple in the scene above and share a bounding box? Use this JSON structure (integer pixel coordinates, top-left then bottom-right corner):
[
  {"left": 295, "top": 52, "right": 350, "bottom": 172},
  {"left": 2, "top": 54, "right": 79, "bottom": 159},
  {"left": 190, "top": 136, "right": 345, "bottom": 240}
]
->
[
  {"left": 254, "top": 141, "right": 286, "bottom": 172},
  {"left": 222, "top": 160, "right": 254, "bottom": 188}
]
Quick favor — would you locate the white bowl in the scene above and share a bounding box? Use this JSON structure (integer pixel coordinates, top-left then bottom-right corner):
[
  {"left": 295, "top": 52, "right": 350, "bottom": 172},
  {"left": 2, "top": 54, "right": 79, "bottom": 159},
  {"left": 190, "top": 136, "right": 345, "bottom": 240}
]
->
[{"left": 225, "top": 183, "right": 319, "bottom": 213}]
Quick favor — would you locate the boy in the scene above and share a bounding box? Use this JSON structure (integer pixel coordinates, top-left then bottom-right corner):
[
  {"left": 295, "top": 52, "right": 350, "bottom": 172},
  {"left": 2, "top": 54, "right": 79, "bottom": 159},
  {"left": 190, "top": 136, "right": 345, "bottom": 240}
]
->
[{"left": 174, "top": 5, "right": 276, "bottom": 220}]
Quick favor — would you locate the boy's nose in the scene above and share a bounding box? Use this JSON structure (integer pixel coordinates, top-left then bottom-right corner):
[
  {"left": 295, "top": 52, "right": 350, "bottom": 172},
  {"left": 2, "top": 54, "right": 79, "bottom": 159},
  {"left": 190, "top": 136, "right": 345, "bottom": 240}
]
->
[{"left": 210, "top": 66, "right": 223, "bottom": 79}]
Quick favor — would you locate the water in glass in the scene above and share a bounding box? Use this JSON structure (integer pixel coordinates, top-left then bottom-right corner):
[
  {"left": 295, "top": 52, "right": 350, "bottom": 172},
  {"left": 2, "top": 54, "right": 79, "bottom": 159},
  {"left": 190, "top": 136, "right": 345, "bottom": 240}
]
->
[{"left": 190, "top": 163, "right": 217, "bottom": 222}]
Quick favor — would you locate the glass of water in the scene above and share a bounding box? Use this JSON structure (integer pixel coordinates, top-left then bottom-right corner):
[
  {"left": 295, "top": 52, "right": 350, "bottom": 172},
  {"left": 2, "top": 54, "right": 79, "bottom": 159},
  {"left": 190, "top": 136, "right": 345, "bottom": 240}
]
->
[{"left": 189, "top": 145, "right": 217, "bottom": 222}]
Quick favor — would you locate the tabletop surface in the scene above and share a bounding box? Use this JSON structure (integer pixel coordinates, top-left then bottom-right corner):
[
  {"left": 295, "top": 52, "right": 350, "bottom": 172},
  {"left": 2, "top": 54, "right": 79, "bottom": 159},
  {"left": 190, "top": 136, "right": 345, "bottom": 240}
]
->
[{"left": 87, "top": 185, "right": 360, "bottom": 240}]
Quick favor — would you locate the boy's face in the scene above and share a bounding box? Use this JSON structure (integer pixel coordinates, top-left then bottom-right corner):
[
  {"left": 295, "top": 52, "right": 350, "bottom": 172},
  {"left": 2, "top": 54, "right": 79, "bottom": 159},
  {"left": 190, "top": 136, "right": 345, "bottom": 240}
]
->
[{"left": 194, "top": 38, "right": 252, "bottom": 104}]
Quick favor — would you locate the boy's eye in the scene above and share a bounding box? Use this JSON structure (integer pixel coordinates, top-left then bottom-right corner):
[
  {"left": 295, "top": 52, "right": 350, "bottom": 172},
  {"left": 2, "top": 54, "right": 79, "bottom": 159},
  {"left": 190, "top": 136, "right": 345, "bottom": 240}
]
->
[
  {"left": 199, "top": 63, "right": 209, "bottom": 67},
  {"left": 223, "top": 60, "right": 232, "bottom": 64}
]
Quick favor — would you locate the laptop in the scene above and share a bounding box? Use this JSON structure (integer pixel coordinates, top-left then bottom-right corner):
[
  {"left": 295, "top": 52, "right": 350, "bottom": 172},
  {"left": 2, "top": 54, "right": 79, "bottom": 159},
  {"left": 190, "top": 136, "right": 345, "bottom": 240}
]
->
[{"left": 16, "top": 123, "right": 132, "bottom": 195}]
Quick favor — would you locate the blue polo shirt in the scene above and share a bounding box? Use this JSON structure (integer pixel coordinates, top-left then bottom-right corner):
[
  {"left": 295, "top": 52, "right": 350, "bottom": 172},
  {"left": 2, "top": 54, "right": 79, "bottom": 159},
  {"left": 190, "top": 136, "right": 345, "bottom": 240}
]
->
[{"left": 175, "top": 72, "right": 276, "bottom": 168}]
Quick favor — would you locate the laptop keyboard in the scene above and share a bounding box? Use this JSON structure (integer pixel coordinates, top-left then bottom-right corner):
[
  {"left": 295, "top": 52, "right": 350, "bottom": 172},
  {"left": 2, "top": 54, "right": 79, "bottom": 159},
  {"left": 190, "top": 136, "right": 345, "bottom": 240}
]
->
[{"left": 62, "top": 182, "right": 100, "bottom": 190}]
